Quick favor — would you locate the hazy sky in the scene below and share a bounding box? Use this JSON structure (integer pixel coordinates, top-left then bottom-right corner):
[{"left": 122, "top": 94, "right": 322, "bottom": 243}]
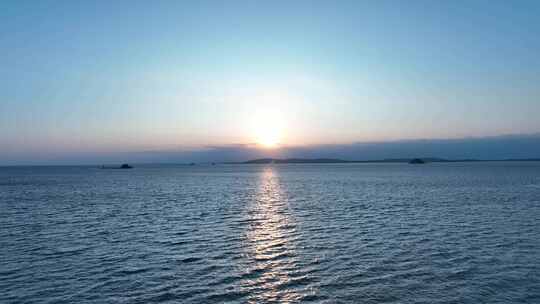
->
[{"left": 1, "top": 1, "right": 540, "bottom": 163}]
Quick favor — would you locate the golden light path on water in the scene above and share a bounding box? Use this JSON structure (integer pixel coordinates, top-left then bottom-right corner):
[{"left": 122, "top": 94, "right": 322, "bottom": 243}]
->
[{"left": 242, "top": 167, "right": 314, "bottom": 303}]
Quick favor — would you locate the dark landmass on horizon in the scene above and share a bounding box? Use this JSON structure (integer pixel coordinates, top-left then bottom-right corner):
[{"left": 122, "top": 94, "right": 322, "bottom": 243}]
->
[
  {"left": 3, "top": 133, "right": 540, "bottom": 166},
  {"left": 227, "top": 157, "right": 540, "bottom": 164}
]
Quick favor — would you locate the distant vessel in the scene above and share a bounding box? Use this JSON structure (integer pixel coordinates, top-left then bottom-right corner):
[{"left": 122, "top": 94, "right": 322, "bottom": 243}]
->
[
  {"left": 409, "top": 158, "right": 426, "bottom": 164},
  {"left": 100, "top": 164, "right": 133, "bottom": 169}
]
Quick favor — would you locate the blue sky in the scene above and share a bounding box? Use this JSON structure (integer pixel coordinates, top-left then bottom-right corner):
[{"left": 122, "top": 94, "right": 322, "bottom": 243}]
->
[{"left": 1, "top": 1, "right": 540, "bottom": 164}]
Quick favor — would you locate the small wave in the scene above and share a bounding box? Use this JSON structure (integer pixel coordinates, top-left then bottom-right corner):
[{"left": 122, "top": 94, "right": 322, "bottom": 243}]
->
[
  {"left": 179, "top": 257, "right": 201, "bottom": 263},
  {"left": 254, "top": 251, "right": 294, "bottom": 262},
  {"left": 144, "top": 291, "right": 178, "bottom": 303},
  {"left": 114, "top": 267, "right": 150, "bottom": 276},
  {"left": 276, "top": 274, "right": 315, "bottom": 290},
  {"left": 43, "top": 245, "right": 90, "bottom": 257},
  {"left": 204, "top": 290, "right": 249, "bottom": 303}
]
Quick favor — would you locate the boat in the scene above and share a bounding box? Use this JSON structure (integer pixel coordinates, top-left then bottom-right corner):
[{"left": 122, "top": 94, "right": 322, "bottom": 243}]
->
[{"left": 100, "top": 164, "right": 133, "bottom": 169}]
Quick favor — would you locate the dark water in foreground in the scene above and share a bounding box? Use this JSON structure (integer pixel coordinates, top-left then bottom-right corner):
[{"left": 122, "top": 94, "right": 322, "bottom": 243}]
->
[{"left": 1, "top": 162, "right": 540, "bottom": 303}]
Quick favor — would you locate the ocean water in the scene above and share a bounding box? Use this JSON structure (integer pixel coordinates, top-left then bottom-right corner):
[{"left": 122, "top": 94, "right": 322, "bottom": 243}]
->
[{"left": 1, "top": 162, "right": 540, "bottom": 303}]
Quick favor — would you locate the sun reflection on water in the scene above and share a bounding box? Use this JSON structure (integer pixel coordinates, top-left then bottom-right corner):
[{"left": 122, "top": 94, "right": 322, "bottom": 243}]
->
[{"left": 242, "top": 166, "right": 309, "bottom": 303}]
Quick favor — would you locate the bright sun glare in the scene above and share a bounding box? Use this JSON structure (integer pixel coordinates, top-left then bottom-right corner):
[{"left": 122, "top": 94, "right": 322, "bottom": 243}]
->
[{"left": 251, "top": 109, "right": 285, "bottom": 148}]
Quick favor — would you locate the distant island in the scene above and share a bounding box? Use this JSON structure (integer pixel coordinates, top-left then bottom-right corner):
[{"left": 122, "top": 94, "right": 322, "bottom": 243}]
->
[
  {"left": 228, "top": 157, "right": 540, "bottom": 164},
  {"left": 237, "top": 157, "right": 450, "bottom": 164}
]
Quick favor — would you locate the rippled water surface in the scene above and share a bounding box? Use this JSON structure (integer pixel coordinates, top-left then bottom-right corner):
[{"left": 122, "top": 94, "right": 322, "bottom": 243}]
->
[{"left": 1, "top": 163, "right": 540, "bottom": 303}]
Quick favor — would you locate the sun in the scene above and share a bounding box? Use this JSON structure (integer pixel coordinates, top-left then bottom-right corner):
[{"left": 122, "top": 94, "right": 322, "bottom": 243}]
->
[
  {"left": 257, "top": 127, "right": 281, "bottom": 148},
  {"left": 251, "top": 109, "right": 285, "bottom": 148}
]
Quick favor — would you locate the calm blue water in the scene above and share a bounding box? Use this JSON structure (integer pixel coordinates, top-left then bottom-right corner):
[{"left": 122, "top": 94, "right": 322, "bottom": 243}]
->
[{"left": 1, "top": 162, "right": 540, "bottom": 303}]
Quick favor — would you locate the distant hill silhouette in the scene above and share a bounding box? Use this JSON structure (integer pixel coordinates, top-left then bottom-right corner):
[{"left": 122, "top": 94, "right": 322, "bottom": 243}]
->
[
  {"left": 232, "top": 157, "right": 540, "bottom": 164},
  {"left": 238, "top": 157, "right": 441, "bottom": 164},
  {"left": 243, "top": 158, "right": 350, "bottom": 164}
]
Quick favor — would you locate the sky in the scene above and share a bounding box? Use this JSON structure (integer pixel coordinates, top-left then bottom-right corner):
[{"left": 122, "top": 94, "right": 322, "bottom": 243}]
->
[{"left": 1, "top": 1, "right": 540, "bottom": 164}]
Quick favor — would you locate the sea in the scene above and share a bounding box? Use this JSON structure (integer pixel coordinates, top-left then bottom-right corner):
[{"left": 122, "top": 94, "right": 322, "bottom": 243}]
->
[{"left": 1, "top": 162, "right": 539, "bottom": 303}]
